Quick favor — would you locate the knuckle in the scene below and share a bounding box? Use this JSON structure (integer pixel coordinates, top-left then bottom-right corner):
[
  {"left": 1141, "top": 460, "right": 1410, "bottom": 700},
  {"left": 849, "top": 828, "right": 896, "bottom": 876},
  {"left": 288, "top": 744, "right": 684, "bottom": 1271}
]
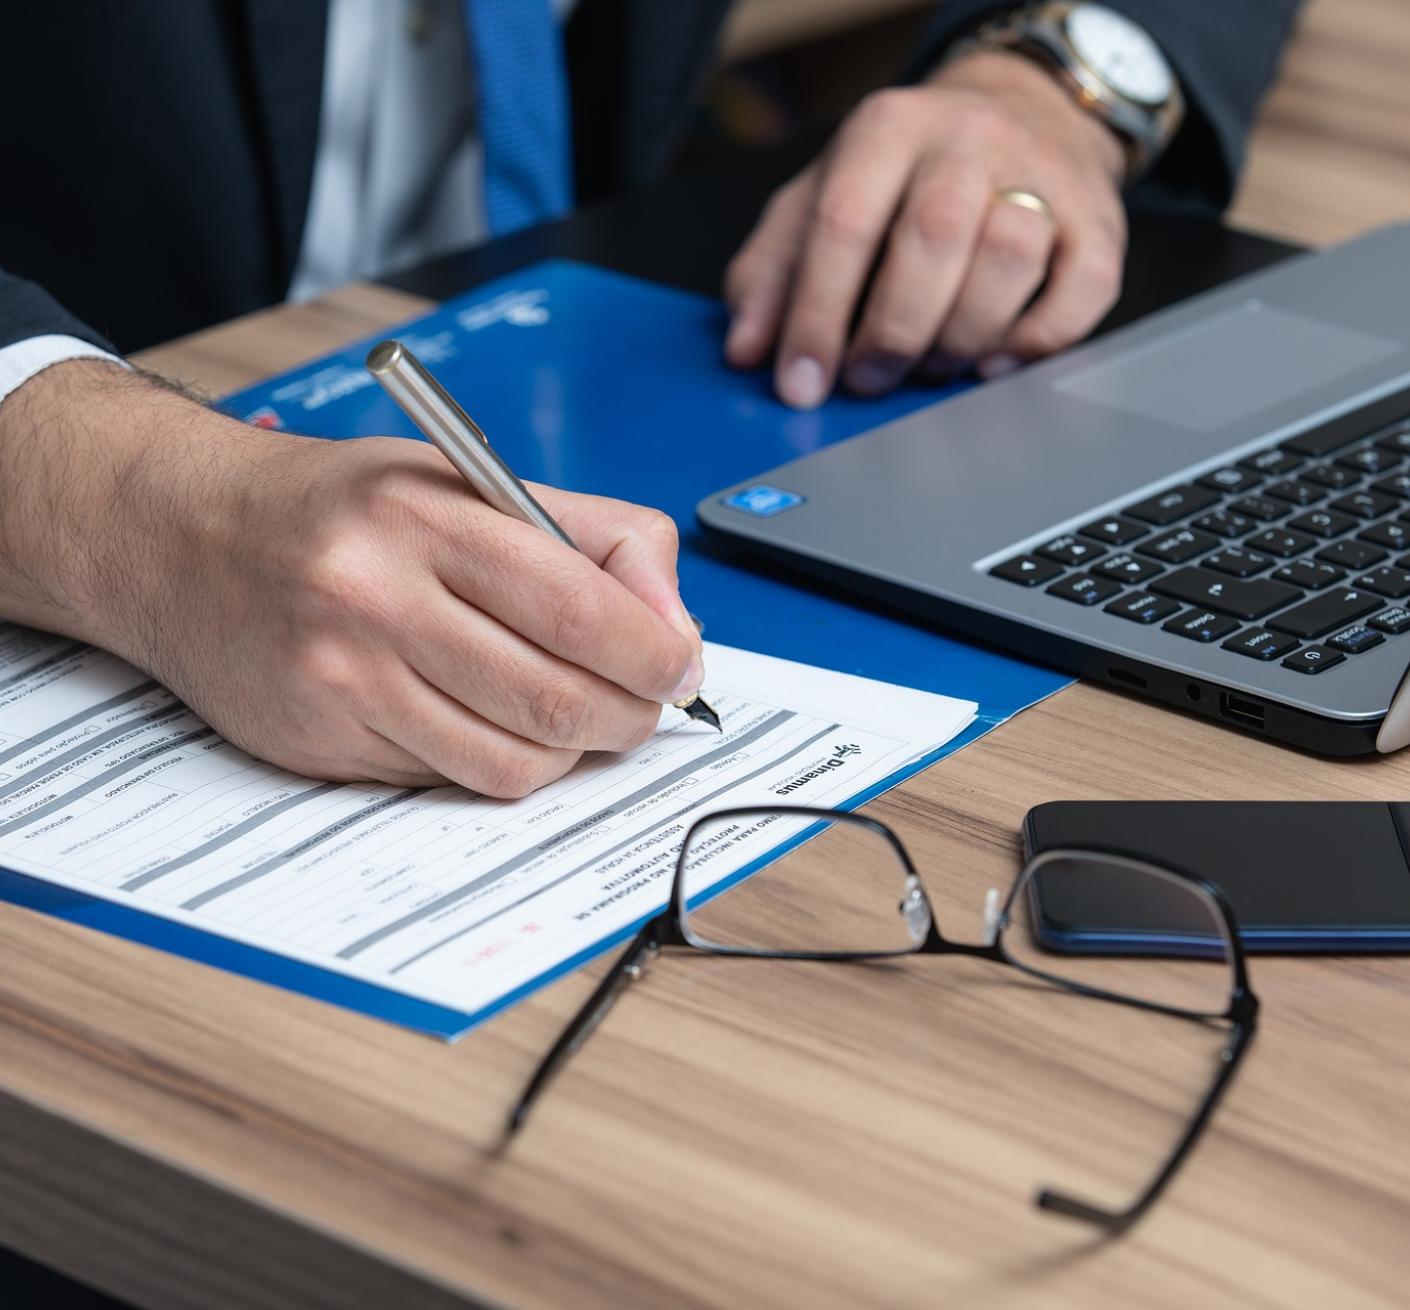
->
[
  {"left": 299, "top": 541, "right": 387, "bottom": 627},
  {"left": 549, "top": 585, "right": 607, "bottom": 657},
  {"left": 1073, "top": 243, "right": 1125, "bottom": 303},
  {"left": 1012, "top": 319, "right": 1070, "bottom": 358},
  {"left": 723, "top": 252, "right": 755, "bottom": 305},
  {"left": 853, "top": 88, "right": 914, "bottom": 135},
  {"left": 943, "top": 93, "right": 1007, "bottom": 148},
  {"left": 636, "top": 507, "right": 679, "bottom": 555},
  {"left": 982, "top": 214, "right": 1050, "bottom": 269},
  {"left": 288, "top": 637, "right": 361, "bottom": 705},
  {"left": 812, "top": 183, "right": 876, "bottom": 248},
  {"left": 526, "top": 675, "right": 592, "bottom": 747},
  {"left": 907, "top": 184, "right": 977, "bottom": 250},
  {"left": 478, "top": 748, "right": 569, "bottom": 801}
]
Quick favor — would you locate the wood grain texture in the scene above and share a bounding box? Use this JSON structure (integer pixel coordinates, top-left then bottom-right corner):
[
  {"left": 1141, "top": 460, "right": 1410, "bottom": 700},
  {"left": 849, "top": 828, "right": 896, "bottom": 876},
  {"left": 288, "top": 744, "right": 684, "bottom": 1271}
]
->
[
  {"left": 1233, "top": 0, "right": 1410, "bottom": 247},
  {"left": 8, "top": 8, "right": 1410, "bottom": 1299}
]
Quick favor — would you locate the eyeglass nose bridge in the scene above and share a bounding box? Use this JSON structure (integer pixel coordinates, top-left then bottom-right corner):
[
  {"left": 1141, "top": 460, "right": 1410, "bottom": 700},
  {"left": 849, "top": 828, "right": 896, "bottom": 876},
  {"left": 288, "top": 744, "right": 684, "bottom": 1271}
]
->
[
  {"left": 981, "top": 887, "right": 1004, "bottom": 947},
  {"left": 898, "top": 875, "right": 932, "bottom": 944}
]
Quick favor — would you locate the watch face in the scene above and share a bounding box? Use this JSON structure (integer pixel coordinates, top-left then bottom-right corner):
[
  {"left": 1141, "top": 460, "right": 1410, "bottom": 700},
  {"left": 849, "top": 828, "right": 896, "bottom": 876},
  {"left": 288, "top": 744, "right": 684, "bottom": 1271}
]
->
[{"left": 1066, "top": 4, "right": 1174, "bottom": 106}]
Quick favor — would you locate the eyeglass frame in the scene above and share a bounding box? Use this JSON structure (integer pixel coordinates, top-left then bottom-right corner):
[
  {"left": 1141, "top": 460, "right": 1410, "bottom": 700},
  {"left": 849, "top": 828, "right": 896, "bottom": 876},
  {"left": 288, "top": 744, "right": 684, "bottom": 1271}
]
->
[{"left": 507, "top": 804, "right": 1259, "bottom": 1234}]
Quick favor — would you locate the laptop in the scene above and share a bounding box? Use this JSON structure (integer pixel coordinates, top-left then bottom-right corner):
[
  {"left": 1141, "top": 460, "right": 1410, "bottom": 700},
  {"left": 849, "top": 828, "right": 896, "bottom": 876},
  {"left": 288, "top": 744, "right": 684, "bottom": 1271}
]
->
[{"left": 698, "top": 222, "right": 1410, "bottom": 757}]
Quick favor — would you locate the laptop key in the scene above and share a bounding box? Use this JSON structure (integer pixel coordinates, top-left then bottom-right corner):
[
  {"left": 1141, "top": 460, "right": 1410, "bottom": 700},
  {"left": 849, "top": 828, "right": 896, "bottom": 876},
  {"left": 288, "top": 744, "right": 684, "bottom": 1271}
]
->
[
  {"left": 1136, "top": 528, "right": 1220, "bottom": 565},
  {"left": 1193, "top": 509, "right": 1254, "bottom": 538},
  {"left": 1358, "top": 521, "right": 1410, "bottom": 551},
  {"left": 1037, "top": 534, "right": 1105, "bottom": 566},
  {"left": 1375, "top": 426, "right": 1410, "bottom": 455},
  {"left": 1151, "top": 567, "right": 1301, "bottom": 619},
  {"left": 1265, "top": 479, "right": 1325, "bottom": 507},
  {"left": 1316, "top": 539, "right": 1387, "bottom": 570},
  {"left": 1104, "top": 591, "right": 1179, "bottom": 624},
  {"left": 1302, "top": 463, "right": 1362, "bottom": 491},
  {"left": 1286, "top": 509, "right": 1356, "bottom": 539},
  {"left": 1222, "top": 628, "right": 1298, "bottom": 661},
  {"left": 1204, "top": 547, "right": 1273, "bottom": 578},
  {"left": 1282, "top": 646, "right": 1346, "bottom": 674},
  {"left": 1337, "top": 447, "right": 1401, "bottom": 475},
  {"left": 1229, "top": 495, "right": 1285, "bottom": 522},
  {"left": 1373, "top": 473, "right": 1410, "bottom": 498},
  {"left": 1123, "top": 485, "right": 1220, "bottom": 525},
  {"left": 1046, "top": 574, "right": 1121, "bottom": 606},
  {"left": 992, "top": 555, "right": 1063, "bottom": 586},
  {"left": 1239, "top": 449, "right": 1303, "bottom": 476},
  {"left": 1245, "top": 527, "right": 1315, "bottom": 558},
  {"left": 1369, "top": 607, "right": 1410, "bottom": 634},
  {"left": 1355, "top": 566, "right": 1410, "bottom": 599},
  {"left": 1198, "top": 467, "right": 1263, "bottom": 495},
  {"left": 1329, "top": 490, "right": 1398, "bottom": 519},
  {"left": 1272, "top": 559, "right": 1346, "bottom": 590},
  {"left": 1092, "top": 552, "right": 1163, "bottom": 584},
  {"left": 1267, "top": 588, "right": 1381, "bottom": 638},
  {"left": 1162, "top": 609, "right": 1239, "bottom": 643},
  {"left": 1079, "top": 516, "right": 1148, "bottom": 545},
  {"left": 1327, "top": 624, "right": 1385, "bottom": 654},
  {"left": 1282, "top": 426, "right": 1364, "bottom": 458}
]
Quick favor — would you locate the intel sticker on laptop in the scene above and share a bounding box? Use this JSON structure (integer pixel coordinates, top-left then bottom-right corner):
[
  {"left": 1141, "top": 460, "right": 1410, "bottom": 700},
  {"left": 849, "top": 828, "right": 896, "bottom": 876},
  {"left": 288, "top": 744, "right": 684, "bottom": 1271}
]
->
[{"left": 723, "top": 484, "right": 806, "bottom": 517}]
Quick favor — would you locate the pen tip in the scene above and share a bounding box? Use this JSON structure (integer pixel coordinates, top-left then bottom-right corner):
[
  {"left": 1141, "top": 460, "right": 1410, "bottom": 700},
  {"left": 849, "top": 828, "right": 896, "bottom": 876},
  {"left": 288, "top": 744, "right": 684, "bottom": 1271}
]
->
[{"left": 681, "top": 695, "right": 722, "bottom": 732}]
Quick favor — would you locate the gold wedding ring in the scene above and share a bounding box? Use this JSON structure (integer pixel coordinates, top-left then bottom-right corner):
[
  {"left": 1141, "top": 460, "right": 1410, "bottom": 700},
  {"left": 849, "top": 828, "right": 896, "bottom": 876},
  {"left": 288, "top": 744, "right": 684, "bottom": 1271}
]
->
[{"left": 994, "top": 187, "right": 1056, "bottom": 229}]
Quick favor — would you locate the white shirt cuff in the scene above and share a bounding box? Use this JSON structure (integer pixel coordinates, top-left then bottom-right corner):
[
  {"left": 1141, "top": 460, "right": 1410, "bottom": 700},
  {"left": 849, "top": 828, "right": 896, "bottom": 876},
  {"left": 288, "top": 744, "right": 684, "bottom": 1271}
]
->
[{"left": 0, "top": 334, "right": 127, "bottom": 408}]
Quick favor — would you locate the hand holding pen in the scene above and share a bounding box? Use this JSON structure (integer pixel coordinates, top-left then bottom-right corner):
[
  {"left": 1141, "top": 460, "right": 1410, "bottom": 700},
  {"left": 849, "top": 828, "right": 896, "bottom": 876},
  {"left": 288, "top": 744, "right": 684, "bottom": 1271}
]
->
[{"left": 367, "top": 340, "right": 721, "bottom": 734}]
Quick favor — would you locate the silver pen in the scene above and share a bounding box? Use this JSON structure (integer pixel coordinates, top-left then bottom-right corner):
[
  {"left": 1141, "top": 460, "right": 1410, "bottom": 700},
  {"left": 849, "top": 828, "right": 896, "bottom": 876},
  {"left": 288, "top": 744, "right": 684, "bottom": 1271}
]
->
[{"left": 366, "top": 339, "right": 721, "bottom": 731}]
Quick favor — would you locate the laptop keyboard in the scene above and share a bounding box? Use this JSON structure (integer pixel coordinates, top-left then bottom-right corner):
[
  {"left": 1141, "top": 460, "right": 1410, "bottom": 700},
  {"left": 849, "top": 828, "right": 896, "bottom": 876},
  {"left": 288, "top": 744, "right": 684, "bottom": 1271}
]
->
[{"left": 990, "top": 416, "right": 1410, "bottom": 675}]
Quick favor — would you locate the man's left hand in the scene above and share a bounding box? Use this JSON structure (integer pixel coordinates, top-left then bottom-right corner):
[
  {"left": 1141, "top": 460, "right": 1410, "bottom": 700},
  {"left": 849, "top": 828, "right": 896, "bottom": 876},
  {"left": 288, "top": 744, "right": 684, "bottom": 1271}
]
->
[{"left": 724, "top": 51, "right": 1129, "bottom": 408}]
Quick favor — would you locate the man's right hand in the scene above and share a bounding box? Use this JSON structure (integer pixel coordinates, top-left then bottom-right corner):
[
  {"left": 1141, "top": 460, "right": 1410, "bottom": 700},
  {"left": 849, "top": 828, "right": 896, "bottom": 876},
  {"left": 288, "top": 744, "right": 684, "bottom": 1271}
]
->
[{"left": 0, "top": 361, "right": 703, "bottom": 798}]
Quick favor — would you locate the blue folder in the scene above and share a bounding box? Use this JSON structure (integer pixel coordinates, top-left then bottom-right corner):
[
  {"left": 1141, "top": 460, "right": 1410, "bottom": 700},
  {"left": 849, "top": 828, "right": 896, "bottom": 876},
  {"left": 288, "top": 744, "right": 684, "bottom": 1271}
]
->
[
  {"left": 0, "top": 261, "right": 1069, "bottom": 1037},
  {"left": 227, "top": 260, "right": 1068, "bottom": 719}
]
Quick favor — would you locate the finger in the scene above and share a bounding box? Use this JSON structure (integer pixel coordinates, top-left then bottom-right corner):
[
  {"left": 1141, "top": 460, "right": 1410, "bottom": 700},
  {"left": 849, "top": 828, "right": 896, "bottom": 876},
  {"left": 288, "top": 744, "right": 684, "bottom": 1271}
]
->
[
  {"left": 724, "top": 173, "right": 816, "bottom": 370},
  {"left": 372, "top": 664, "right": 582, "bottom": 800},
  {"left": 932, "top": 195, "right": 1055, "bottom": 365},
  {"left": 406, "top": 591, "right": 662, "bottom": 753},
  {"left": 434, "top": 511, "right": 701, "bottom": 707},
  {"left": 986, "top": 226, "right": 1125, "bottom": 374},
  {"left": 840, "top": 161, "right": 991, "bottom": 395},
  {"left": 235, "top": 712, "right": 451, "bottom": 790},
  {"left": 774, "top": 93, "right": 922, "bottom": 409},
  {"left": 538, "top": 486, "right": 699, "bottom": 643}
]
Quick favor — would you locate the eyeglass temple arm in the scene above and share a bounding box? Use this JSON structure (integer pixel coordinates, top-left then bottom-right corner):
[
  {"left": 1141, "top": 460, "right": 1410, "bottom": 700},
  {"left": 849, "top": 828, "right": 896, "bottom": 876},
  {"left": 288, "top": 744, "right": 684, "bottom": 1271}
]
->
[
  {"left": 1037, "top": 1016, "right": 1256, "bottom": 1233},
  {"left": 506, "top": 921, "right": 662, "bottom": 1135}
]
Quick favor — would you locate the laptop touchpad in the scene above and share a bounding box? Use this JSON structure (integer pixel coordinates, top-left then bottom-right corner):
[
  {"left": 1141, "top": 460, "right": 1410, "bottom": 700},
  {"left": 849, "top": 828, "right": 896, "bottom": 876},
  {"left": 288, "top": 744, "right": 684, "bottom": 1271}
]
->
[{"left": 1054, "top": 300, "right": 1400, "bottom": 434}]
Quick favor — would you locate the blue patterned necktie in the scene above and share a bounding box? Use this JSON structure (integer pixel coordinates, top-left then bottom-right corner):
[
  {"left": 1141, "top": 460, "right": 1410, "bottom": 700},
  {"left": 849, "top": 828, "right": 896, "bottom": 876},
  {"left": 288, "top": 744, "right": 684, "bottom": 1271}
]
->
[{"left": 463, "top": 0, "right": 574, "bottom": 236}]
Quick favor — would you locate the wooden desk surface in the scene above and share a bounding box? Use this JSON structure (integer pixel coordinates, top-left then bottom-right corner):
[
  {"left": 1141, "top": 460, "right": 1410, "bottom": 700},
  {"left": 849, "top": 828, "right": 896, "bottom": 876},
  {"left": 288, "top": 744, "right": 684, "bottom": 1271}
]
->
[{"left": 0, "top": 279, "right": 1406, "bottom": 1310}]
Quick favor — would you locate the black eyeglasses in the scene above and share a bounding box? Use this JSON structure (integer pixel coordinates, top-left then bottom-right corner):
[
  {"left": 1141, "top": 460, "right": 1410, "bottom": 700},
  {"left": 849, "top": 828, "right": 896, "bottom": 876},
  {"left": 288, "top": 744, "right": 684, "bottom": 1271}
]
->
[{"left": 508, "top": 805, "right": 1258, "bottom": 1233}]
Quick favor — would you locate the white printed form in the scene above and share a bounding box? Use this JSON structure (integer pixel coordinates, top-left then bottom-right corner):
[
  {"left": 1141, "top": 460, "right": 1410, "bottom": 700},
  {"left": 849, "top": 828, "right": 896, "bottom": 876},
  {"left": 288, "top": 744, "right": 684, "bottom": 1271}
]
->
[{"left": 0, "top": 626, "right": 975, "bottom": 1035}]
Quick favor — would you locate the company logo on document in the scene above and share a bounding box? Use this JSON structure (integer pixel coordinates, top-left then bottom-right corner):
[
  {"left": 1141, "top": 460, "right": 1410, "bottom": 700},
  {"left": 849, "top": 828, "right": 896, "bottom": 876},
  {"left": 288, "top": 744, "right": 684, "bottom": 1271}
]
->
[
  {"left": 243, "top": 406, "right": 284, "bottom": 429},
  {"left": 722, "top": 484, "right": 806, "bottom": 518},
  {"left": 773, "top": 742, "right": 863, "bottom": 796},
  {"left": 455, "top": 288, "right": 551, "bottom": 333}
]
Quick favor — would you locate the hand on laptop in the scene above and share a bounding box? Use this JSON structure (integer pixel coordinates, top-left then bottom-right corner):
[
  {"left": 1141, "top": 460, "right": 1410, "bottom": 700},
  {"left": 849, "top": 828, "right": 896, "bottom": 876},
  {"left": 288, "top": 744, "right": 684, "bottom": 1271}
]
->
[
  {"left": 0, "top": 362, "right": 703, "bottom": 798},
  {"left": 725, "top": 50, "right": 1128, "bottom": 409}
]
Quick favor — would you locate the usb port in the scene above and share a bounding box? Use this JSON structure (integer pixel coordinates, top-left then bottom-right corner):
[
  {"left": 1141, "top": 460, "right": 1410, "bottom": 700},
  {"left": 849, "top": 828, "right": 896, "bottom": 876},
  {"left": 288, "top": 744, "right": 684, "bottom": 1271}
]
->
[
  {"left": 1220, "top": 692, "right": 1265, "bottom": 729},
  {"left": 1107, "top": 667, "right": 1147, "bottom": 689}
]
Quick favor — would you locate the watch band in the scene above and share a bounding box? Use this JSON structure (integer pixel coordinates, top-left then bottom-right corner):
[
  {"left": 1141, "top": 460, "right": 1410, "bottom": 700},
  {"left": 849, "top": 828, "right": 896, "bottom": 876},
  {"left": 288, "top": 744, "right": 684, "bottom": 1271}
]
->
[{"left": 949, "top": 2, "right": 1185, "bottom": 184}]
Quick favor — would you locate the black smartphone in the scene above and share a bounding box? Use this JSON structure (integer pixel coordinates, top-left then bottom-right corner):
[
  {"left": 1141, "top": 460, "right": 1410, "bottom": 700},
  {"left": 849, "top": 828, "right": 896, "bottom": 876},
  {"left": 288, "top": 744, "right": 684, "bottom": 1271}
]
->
[{"left": 1023, "top": 801, "right": 1410, "bottom": 953}]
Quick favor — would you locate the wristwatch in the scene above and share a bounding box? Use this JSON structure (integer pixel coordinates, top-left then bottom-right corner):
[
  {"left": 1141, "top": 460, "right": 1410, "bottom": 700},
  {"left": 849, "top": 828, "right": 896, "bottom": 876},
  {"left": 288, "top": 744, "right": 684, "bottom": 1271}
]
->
[{"left": 954, "top": 3, "right": 1185, "bottom": 182}]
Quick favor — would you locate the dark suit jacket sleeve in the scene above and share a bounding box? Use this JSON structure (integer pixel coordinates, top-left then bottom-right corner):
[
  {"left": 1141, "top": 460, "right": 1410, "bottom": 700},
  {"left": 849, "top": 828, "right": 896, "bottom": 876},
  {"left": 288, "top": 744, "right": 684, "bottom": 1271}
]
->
[
  {"left": 911, "top": 1, "right": 1304, "bottom": 216},
  {"left": 0, "top": 268, "right": 117, "bottom": 356}
]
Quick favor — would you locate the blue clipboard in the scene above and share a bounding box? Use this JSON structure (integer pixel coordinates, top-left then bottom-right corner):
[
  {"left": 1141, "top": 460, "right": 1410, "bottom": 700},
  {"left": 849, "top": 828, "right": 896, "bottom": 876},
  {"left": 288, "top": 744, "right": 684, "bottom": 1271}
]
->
[{"left": 0, "top": 261, "right": 1069, "bottom": 1038}]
